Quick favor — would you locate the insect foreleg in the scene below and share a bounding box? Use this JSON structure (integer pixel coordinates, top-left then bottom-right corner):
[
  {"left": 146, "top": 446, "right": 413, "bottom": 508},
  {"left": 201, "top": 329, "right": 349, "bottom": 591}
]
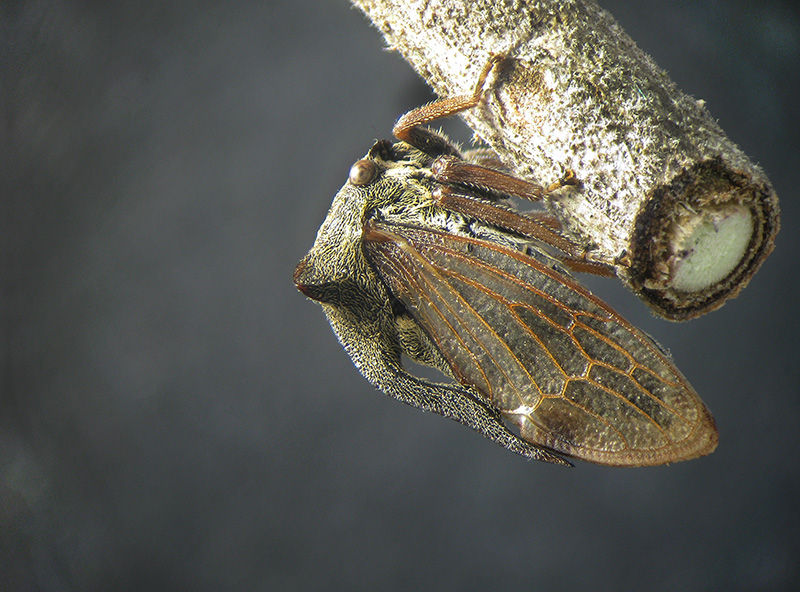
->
[
  {"left": 430, "top": 155, "right": 548, "bottom": 202},
  {"left": 431, "top": 186, "right": 616, "bottom": 277}
]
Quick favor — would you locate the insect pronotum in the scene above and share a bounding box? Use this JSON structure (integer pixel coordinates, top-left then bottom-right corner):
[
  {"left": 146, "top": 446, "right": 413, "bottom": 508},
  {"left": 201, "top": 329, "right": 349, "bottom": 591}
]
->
[{"left": 294, "top": 56, "right": 718, "bottom": 467}]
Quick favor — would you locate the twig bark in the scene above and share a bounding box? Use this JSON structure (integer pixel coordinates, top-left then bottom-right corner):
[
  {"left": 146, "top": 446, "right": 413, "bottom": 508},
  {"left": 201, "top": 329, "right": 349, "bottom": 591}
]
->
[{"left": 350, "top": 0, "right": 779, "bottom": 320}]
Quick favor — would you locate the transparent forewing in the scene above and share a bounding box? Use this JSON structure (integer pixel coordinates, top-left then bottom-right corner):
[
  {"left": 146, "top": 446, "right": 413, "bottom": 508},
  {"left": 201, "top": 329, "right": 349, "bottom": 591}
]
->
[{"left": 364, "top": 222, "right": 718, "bottom": 466}]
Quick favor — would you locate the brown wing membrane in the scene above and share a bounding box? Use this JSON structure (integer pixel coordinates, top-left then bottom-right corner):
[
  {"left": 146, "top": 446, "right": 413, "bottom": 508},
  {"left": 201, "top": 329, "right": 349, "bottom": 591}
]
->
[{"left": 363, "top": 221, "right": 718, "bottom": 466}]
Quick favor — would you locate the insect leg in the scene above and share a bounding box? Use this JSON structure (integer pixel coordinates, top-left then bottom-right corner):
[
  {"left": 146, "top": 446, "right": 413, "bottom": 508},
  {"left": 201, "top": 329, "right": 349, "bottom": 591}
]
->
[
  {"left": 432, "top": 186, "right": 616, "bottom": 277},
  {"left": 431, "top": 155, "right": 579, "bottom": 201},
  {"left": 392, "top": 54, "right": 505, "bottom": 157}
]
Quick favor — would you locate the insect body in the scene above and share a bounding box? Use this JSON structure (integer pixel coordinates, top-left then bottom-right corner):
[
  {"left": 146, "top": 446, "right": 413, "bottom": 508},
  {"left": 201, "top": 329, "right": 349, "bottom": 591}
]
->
[{"left": 294, "top": 58, "right": 718, "bottom": 466}]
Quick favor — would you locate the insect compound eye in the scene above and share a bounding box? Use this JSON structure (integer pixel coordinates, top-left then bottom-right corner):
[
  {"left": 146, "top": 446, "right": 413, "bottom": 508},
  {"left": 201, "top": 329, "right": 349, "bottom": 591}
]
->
[{"left": 348, "top": 159, "right": 377, "bottom": 186}]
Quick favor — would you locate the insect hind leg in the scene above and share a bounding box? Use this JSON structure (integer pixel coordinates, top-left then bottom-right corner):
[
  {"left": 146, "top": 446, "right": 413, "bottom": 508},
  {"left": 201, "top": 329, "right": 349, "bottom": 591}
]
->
[{"left": 432, "top": 185, "right": 616, "bottom": 277}]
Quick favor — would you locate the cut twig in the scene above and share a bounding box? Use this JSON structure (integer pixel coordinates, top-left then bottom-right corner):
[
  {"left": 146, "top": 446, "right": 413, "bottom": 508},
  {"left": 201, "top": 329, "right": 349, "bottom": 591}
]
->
[{"left": 350, "top": 0, "right": 779, "bottom": 320}]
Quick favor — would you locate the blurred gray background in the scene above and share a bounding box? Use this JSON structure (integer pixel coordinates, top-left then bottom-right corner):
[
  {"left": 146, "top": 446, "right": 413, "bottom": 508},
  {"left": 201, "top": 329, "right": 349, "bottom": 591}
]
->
[{"left": 4, "top": 1, "right": 799, "bottom": 590}]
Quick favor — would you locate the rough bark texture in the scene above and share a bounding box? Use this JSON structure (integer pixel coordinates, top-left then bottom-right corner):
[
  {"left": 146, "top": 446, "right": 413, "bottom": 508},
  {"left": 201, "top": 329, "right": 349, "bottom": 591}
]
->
[{"left": 350, "top": 0, "right": 779, "bottom": 320}]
